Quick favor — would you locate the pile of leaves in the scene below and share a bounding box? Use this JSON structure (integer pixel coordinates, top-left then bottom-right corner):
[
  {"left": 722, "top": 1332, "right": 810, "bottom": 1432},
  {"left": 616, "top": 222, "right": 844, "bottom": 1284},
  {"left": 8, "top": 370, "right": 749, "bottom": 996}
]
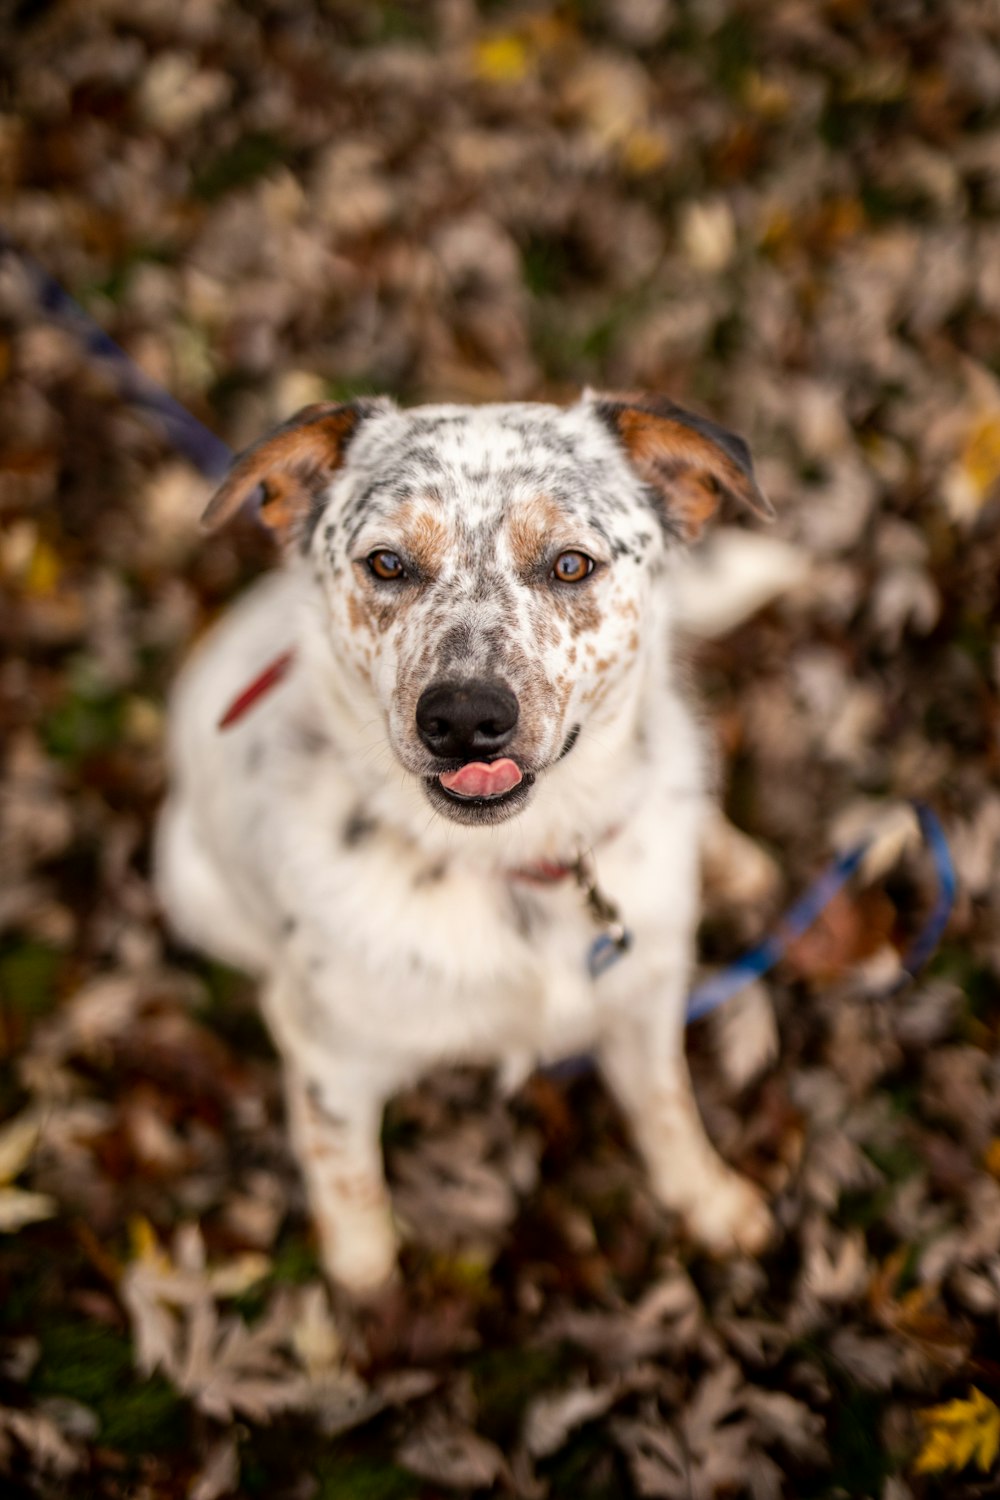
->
[{"left": 3, "top": 1, "right": 1000, "bottom": 1496}]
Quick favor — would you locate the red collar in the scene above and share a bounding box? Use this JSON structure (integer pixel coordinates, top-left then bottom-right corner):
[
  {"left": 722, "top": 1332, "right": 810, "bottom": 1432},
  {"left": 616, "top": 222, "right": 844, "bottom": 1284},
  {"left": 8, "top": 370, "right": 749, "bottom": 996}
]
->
[
  {"left": 219, "top": 650, "right": 296, "bottom": 730},
  {"left": 510, "top": 827, "right": 622, "bottom": 885},
  {"left": 509, "top": 858, "right": 578, "bottom": 884}
]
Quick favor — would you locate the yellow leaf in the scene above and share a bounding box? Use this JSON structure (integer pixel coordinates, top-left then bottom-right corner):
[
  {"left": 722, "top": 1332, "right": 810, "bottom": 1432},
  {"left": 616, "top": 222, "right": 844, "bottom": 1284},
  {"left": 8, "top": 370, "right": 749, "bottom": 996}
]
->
[
  {"left": 620, "top": 126, "right": 670, "bottom": 176},
  {"left": 915, "top": 1388, "right": 1000, "bottom": 1476},
  {"left": 129, "top": 1213, "right": 169, "bottom": 1269},
  {"left": 984, "top": 1138, "right": 1000, "bottom": 1179},
  {"left": 742, "top": 70, "right": 793, "bottom": 120},
  {"left": 472, "top": 34, "right": 532, "bottom": 84},
  {"left": 26, "top": 536, "right": 60, "bottom": 596},
  {"left": 958, "top": 415, "right": 1000, "bottom": 507}
]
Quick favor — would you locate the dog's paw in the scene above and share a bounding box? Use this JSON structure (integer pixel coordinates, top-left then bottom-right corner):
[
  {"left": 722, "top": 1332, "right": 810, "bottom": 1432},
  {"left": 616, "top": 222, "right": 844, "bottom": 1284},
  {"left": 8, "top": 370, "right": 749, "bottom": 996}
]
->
[
  {"left": 319, "top": 1215, "right": 399, "bottom": 1298},
  {"left": 681, "top": 1170, "right": 774, "bottom": 1258}
]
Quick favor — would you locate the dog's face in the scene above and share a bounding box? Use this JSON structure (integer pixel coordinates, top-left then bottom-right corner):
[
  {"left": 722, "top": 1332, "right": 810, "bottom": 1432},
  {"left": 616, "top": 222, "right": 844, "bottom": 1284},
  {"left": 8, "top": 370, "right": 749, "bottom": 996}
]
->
[{"left": 205, "top": 395, "right": 769, "bottom": 826}]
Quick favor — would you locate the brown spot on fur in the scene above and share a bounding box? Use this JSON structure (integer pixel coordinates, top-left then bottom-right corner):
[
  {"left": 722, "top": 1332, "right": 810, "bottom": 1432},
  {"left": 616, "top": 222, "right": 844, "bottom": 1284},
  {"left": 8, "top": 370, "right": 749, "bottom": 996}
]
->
[
  {"left": 508, "top": 493, "right": 565, "bottom": 573},
  {"left": 556, "top": 586, "right": 602, "bottom": 638},
  {"left": 325, "top": 1173, "right": 388, "bottom": 1208},
  {"left": 394, "top": 499, "right": 448, "bottom": 576},
  {"left": 346, "top": 592, "right": 373, "bottom": 635}
]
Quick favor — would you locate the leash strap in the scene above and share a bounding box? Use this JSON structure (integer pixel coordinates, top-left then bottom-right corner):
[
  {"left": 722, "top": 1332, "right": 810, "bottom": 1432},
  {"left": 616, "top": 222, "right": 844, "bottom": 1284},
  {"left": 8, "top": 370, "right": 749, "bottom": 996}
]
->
[
  {"left": 538, "top": 803, "right": 957, "bottom": 1084},
  {"left": 893, "top": 803, "right": 956, "bottom": 986},
  {"left": 585, "top": 803, "right": 954, "bottom": 1014},
  {"left": 1, "top": 231, "right": 233, "bottom": 481}
]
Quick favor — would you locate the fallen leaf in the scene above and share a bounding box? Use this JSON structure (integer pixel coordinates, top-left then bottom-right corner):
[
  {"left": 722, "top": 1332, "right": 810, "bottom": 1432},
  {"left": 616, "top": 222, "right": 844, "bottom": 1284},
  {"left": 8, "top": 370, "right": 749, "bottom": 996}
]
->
[
  {"left": 915, "top": 1387, "right": 1000, "bottom": 1476},
  {"left": 397, "top": 1419, "right": 506, "bottom": 1489}
]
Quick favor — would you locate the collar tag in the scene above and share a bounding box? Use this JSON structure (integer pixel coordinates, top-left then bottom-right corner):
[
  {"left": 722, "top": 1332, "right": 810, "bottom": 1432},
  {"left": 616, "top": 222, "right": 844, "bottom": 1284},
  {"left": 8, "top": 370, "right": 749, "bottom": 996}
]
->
[{"left": 570, "top": 846, "right": 632, "bottom": 978}]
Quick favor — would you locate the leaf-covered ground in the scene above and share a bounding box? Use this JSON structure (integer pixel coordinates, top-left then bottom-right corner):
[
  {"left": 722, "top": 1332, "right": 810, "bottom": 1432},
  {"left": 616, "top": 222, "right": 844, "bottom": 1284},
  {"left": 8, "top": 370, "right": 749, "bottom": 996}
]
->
[{"left": 3, "top": 2, "right": 1000, "bottom": 1496}]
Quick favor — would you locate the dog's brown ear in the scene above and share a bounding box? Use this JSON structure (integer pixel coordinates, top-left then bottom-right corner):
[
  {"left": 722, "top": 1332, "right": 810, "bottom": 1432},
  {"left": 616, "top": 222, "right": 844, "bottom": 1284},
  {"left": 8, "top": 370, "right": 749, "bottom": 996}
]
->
[
  {"left": 201, "top": 398, "right": 389, "bottom": 538},
  {"left": 591, "top": 391, "right": 773, "bottom": 541}
]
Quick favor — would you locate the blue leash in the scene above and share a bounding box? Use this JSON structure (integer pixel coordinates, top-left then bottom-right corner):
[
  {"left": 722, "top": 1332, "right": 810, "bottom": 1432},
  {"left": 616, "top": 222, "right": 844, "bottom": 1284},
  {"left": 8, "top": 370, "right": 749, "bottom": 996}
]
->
[
  {"left": 530, "top": 803, "right": 957, "bottom": 1083},
  {"left": 682, "top": 801, "right": 955, "bottom": 1021},
  {"left": 7, "top": 235, "right": 958, "bottom": 1043},
  {"left": 1, "top": 231, "right": 233, "bottom": 481}
]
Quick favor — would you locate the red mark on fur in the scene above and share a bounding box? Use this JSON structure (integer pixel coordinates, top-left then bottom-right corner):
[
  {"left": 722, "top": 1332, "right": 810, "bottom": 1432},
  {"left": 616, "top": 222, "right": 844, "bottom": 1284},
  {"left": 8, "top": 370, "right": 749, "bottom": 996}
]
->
[
  {"left": 218, "top": 649, "right": 296, "bottom": 730},
  {"left": 511, "top": 859, "right": 575, "bottom": 884},
  {"left": 439, "top": 758, "right": 522, "bottom": 798}
]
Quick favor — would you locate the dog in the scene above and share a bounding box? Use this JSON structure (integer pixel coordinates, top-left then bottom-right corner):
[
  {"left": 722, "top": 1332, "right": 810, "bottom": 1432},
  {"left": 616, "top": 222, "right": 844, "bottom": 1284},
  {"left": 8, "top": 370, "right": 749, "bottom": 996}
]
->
[{"left": 155, "top": 390, "right": 775, "bottom": 1293}]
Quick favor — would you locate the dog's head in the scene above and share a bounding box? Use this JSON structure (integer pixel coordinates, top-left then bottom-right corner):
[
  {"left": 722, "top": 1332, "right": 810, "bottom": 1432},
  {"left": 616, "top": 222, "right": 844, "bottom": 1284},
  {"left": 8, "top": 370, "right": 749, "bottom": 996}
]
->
[{"left": 204, "top": 394, "right": 770, "bottom": 827}]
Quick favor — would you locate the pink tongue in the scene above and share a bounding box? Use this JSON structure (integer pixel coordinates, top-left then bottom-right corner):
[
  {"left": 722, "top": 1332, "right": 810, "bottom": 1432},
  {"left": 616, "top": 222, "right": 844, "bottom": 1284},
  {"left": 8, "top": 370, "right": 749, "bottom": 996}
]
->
[{"left": 439, "top": 758, "right": 523, "bottom": 799}]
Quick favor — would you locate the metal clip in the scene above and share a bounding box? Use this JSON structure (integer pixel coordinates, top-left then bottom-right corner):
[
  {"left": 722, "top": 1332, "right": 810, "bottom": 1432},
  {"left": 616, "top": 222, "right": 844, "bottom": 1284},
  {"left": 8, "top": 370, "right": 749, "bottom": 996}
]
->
[{"left": 571, "top": 846, "right": 632, "bottom": 961}]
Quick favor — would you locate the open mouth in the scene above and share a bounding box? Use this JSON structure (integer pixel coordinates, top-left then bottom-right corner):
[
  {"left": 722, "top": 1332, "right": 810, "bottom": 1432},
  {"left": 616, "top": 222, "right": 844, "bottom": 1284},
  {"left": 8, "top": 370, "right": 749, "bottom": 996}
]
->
[{"left": 425, "top": 757, "right": 535, "bottom": 821}]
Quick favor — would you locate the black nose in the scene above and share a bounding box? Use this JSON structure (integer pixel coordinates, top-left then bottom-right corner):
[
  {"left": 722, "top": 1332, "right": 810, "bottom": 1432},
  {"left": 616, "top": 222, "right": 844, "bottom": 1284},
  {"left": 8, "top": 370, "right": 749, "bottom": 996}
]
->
[{"left": 416, "top": 679, "right": 519, "bottom": 760}]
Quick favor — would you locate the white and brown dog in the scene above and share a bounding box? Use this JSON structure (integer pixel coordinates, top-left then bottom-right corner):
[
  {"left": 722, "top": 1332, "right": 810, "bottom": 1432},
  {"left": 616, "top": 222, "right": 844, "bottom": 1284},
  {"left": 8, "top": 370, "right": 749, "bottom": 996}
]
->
[{"left": 156, "top": 391, "right": 775, "bottom": 1293}]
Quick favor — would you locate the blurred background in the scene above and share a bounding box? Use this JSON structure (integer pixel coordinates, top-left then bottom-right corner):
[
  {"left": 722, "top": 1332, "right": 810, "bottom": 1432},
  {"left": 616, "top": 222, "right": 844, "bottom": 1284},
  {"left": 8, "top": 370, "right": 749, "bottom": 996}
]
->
[{"left": 3, "top": 2, "right": 1000, "bottom": 1497}]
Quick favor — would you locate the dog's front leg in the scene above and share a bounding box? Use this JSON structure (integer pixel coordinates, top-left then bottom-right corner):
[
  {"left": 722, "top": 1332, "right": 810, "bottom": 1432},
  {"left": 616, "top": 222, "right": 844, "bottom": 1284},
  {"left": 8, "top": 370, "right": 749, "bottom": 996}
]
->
[
  {"left": 283, "top": 1060, "right": 398, "bottom": 1294},
  {"left": 598, "top": 968, "right": 773, "bottom": 1257}
]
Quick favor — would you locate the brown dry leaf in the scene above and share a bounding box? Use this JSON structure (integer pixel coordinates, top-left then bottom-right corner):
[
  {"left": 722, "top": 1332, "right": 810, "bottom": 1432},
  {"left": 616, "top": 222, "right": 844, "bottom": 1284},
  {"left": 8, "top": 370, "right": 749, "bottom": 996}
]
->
[
  {"left": 783, "top": 887, "right": 896, "bottom": 983},
  {"left": 0, "top": 1110, "right": 57, "bottom": 1232},
  {"left": 615, "top": 1364, "right": 753, "bottom": 1500},
  {"left": 745, "top": 1387, "right": 827, "bottom": 1463},
  {"left": 396, "top": 1419, "right": 506, "bottom": 1489},
  {"left": 189, "top": 1433, "right": 239, "bottom": 1500},
  {"left": 870, "top": 1250, "right": 971, "bottom": 1373},
  {"left": 0, "top": 1404, "right": 83, "bottom": 1481},
  {"left": 614, "top": 1414, "right": 689, "bottom": 1500},
  {"left": 523, "top": 1382, "right": 621, "bottom": 1458}
]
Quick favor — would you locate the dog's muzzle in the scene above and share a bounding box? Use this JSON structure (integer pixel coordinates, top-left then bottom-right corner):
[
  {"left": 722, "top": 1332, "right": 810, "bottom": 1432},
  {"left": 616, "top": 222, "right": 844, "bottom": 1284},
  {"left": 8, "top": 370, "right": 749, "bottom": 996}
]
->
[{"left": 416, "top": 678, "right": 532, "bottom": 822}]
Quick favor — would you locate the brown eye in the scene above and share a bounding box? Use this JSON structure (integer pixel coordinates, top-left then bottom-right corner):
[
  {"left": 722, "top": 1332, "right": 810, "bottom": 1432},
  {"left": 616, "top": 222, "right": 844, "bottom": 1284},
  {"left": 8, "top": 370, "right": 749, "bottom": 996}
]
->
[
  {"left": 552, "top": 551, "right": 594, "bottom": 584},
  {"left": 368, "top": 550, "right": 406, "bottom": 581}
]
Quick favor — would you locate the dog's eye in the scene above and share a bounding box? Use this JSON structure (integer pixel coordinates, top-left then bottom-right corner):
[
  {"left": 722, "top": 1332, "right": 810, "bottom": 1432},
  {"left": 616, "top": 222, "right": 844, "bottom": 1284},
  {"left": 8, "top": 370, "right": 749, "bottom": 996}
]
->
[
  {"left": 552, "top": 551, "right": 595, "bottom": 584},
  {"left": 368, "top": 550, "right": 407, "bottom": 581}
]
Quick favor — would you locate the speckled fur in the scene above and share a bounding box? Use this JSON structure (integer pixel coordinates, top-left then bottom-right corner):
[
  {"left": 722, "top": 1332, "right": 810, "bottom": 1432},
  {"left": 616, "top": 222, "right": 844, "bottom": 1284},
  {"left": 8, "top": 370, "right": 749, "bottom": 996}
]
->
[{"left": 156, "top": 391, "right": 773, "bottom": 1292}]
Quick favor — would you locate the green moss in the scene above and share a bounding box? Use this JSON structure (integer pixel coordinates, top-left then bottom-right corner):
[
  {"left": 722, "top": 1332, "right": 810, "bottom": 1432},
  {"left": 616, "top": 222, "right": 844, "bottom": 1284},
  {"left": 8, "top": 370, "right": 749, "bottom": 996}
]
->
[
  {"left": 43, "top": 684, "right": 124, "bottom": 765},
  {"left": 707, "top": 11, "right": 757, "bottom": 97},
  {"left": 807, "top": 1386, "right": 894, "bottom": 1498},
  {"left": 544, "top": 1427, "right": 624, "bottom": 1499},
  {"left": 31, "top": 1320, "right": 187, "bottom": 1455},
  {"left": 194, "top": 959, "right": 275, "bottom": 1059},
  {"left": 0, "top": 939, "right": 64, "bottom": 1020},
  {"left": 521, "top": 234, "right": 577, "bottom": 298},
  {"left": 472, "top": 1343, "right": 573, "bottom": 1448},
  {"left": 193, "top": 133, "right": 290, "bottom": 201},
  {"left": 243, "top": 1437, "right": 423, "bottom": 1500},
  {"left": 862, "top": 1136, "right": 923, "bottom": 1187},
  {"left": 838, "top": 1183, "right": 896, "bottom": 1232},
  {"left": 82, "top": 243, "right": 176, "bottom": 305},
  {"left": 362, "top": 3, "right": 434, "bottom": 45},
  {"left": 314, "top": 1453, "right": 422, "bottom": 1500},
  {"left": 268, "top": 1233, "right": 321, "bottom": 1287},
  {"left": 324, "top": 378, "right": 385, "bottom": 404},
  {"left": 929, "top": 947, "right": 995, "bottom": 1023}
]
